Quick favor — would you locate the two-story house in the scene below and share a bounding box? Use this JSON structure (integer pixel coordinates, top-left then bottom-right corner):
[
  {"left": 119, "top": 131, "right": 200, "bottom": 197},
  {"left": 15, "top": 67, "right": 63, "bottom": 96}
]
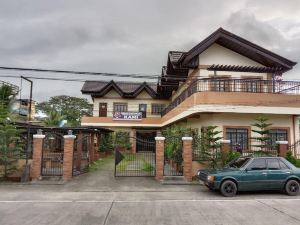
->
[{"left": 81, "top": 28, "right": 300, "bottom": 153}]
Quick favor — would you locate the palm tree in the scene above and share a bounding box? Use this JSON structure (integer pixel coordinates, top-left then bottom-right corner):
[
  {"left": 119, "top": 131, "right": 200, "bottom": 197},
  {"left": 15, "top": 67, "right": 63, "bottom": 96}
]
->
[{"left": 44, "top": 110, "right": 66, "bottom": 127}]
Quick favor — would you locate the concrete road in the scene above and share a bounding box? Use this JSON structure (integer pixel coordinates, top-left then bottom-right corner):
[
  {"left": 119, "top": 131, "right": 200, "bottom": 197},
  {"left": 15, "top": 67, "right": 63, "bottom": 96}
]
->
[{"left": 0, "top": 191, "right": 300, "bottom": 225}]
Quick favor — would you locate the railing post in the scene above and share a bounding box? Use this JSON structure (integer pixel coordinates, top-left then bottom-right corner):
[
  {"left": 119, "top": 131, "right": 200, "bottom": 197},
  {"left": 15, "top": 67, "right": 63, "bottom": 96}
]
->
[
  {"left": 276, "top": 141, "right": 289, "bottom": 157},
  {"left": 155, "top": 136, "right": 165, "bottom": 181},
  {"left": 63, "top": 131, "right": 76, "bottom": 181},
  {"left": 30, "top": 131, "right": 45, "bottom": 181},
  {"left": 182, "top": 136, "right": 193, "bottom": 182},
  {"left": 219, "top": 140, "right": 231, "bottom": 163}
]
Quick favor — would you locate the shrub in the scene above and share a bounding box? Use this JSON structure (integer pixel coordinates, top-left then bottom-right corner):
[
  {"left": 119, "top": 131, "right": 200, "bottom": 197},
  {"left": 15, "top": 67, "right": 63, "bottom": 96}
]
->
[
  {"left": 224, "top": 150, "right": 241, "bottom": 165},
  {"left": 285, "top": 151, "right": 300, "bottom": 168}
]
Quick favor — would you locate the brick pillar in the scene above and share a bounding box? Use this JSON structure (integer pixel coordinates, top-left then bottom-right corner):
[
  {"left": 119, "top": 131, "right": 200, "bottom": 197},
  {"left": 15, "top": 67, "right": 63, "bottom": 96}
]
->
[
  {"left": 220, "top": 140, "right": 231, "bottom": 164},
  {"left": 89, "top": 134, "right": 95, "bottom": 162},
  {"left": 182, "top": 137, "right": 193, "bottom": 182},
  {"left": 30, "top": 134, "right": 45, "bottom": 180},
  {"left": 130, "top": 129, "right": 136, "bottom": 153},
  {"left": 76, "top": 132, "right": 83, "bottom": 171},
  {"left": 155, "top": 136, "right": 165, "bottom": 181},
  {"left": 63, "top": 134, "right": 76, "bottom": 181},
  {"left": 276, "top": 141, "right": 289, "bottom": 157}
]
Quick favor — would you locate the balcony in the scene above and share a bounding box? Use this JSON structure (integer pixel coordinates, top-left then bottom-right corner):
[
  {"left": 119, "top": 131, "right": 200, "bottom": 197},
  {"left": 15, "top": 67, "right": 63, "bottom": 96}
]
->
[{"left": 161, "top": 78, "right": 300, "bottom": 116}]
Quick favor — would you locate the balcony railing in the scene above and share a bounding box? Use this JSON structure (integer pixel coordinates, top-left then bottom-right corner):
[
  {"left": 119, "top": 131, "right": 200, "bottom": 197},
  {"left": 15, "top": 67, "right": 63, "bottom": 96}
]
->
[{"left": 161, "top": 78, "right": 300, "bottom": 116}]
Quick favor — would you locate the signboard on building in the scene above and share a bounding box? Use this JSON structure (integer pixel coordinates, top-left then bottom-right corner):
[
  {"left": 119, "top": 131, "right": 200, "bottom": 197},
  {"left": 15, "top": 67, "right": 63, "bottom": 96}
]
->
[{"left": 113, "top": 112, "right": 142, "bottom": 120}]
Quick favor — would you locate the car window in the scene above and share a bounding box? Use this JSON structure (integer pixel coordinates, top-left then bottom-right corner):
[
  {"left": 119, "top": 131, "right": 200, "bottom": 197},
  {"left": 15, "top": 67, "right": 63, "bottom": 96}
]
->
[
  {"left": 247, "top": 158, "right": 266, "bottom": 170},
  {"left": 279, "top": 160, "right": 290, "bottom": 170},
  {"left": 266, "top": 159, "right": 280, "bottom": 170},
  {"left": 228, "top": 157, "right": 251, "bottom": 168}
]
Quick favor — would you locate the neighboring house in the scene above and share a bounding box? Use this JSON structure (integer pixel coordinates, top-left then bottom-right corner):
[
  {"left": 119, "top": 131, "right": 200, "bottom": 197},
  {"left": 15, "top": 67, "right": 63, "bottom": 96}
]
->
[
  {"left": 81, "top": 27, "right": 300, "bottom": 152},
  {"left": 11, "top": 99, "right": 36, "bottom": 120}
]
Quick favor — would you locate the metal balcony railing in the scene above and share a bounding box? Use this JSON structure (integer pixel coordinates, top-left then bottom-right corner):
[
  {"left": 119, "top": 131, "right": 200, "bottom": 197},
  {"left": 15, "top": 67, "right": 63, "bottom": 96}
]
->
[{"left": 161, "top": 78, "right": 300, "bottom": 116}]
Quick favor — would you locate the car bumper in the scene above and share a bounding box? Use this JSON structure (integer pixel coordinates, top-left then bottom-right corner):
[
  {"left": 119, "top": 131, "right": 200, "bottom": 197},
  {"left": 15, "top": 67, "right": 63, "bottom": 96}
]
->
[{"left": 200, "top": 180, "right": 220, "bottom": 190}]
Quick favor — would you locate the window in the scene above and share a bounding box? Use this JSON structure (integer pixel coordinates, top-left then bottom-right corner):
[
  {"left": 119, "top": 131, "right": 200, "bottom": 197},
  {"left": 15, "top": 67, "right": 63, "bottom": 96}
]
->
[
  {"left": 270, "top": 129, "right": 288, "bottom": 146},
  {"left": 248, "top": 158, "right": 267, "bottom": 170},
  {"left": 242, "top": 78, "right": 262, "bottom": 93},
  {"left": 113, "top": 103, "right": 127, "bottom": 112},
  {"left": 151, "top": 104, "right": 165, "bottom": 115},
  {"left": 210, "top": 77, "right": 231, "bottom": 92},
  {"left": 226, "top": 128, "right": 249, "bottom": 152},
  {"left": 267, "top": 158, "right": 280, "bottom": 170},
  {"left": 99, "top": 103, "right": 107, "bottom": 117},
  {"left": 279, "top": 160, "right": 290, "bottom": 170}
]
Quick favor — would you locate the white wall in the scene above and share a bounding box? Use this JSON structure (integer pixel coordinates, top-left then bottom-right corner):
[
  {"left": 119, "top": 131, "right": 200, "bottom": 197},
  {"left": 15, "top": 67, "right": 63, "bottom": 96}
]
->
[{"left": 93, "top": 89, "right": 169, "bottom": 117}]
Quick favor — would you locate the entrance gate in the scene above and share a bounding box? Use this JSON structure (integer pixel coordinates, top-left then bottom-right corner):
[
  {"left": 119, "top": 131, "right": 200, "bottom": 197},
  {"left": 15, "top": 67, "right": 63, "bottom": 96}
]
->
[
  {"left": 73, "top": 135, "right": 91, "bottom": 176},
  {"left": 115, "top": 137, "right": 156, "bottom": 177},
  {"left": 41, "top": 133, "right": 64, "bottom": 176},
  {"left": 164, "top": 136, "right": 183, "bottom": 176}
]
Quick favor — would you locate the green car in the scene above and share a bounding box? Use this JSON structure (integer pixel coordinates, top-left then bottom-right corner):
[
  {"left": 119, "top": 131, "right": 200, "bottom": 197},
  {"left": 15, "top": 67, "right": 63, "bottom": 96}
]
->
[{"left": 198, "top": 156, "right": 300, "bottom": 197}]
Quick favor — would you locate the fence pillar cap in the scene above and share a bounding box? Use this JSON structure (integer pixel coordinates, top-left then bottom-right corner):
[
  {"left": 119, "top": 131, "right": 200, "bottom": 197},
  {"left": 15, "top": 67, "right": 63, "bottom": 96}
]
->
[
  {"left": 276, "top": 141, "right": 288, "bottom": 145},
  {"left": 155, "top": 137, "right": 165, "bottom": 141},
  {"left": 218, "top": 139, "right": 231, "bottom": 144},
  {"left": 63, "top": 135, "right": 76, "bottom": 139},
  {"left": 182, "top": 137, "right": 193, "bottom": 141},
  {"left": 33, "top": 134, "right": 45, "bottom": 139}
]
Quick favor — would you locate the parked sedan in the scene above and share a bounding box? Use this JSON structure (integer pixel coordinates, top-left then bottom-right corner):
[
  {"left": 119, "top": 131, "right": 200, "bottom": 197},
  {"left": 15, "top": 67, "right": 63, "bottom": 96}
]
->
[{"left": 198, "top": 156, "right": 300, "bottom": 197}]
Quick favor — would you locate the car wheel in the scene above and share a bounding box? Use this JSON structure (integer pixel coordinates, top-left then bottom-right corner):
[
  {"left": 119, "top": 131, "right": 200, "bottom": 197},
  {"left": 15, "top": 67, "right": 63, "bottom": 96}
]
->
[
  {"left": 285, "top": 179, "right": 300, "bottom": 196},
  {"left": 220, "top": 180, "right": 237, "bottom": 197}
]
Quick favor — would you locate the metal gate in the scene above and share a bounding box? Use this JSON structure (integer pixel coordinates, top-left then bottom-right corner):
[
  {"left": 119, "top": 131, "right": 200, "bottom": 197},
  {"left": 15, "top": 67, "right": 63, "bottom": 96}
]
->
[
  {"left": 73, "top": 135, "right": 91, "bottom": 176},
  {"left": 164, "top": 136, "right": 183, "bottom": 176},
  {"left": 41, "top": 133, "right": 64, "bottom": 176},
  {"left": 115, "top": 137, "right": 156, "bottom": 177}
]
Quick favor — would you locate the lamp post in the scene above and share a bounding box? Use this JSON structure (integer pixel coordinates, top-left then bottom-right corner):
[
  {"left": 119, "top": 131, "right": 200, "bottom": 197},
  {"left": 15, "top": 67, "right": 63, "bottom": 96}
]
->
[{"left": 20, "top": 76, "right": 33, "bottom": 182}]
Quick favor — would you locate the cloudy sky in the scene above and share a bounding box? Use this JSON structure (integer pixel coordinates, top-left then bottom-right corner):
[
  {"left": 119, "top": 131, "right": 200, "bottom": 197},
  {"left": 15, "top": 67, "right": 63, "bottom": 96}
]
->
[{"left": 0, "top": 0, "right": 300, "bottom": 102}]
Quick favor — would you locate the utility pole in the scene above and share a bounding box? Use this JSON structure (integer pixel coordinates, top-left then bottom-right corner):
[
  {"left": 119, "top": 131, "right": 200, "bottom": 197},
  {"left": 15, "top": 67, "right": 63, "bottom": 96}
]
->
[{"left": 20, "top": 76, "right": 33, "bottom": 182}]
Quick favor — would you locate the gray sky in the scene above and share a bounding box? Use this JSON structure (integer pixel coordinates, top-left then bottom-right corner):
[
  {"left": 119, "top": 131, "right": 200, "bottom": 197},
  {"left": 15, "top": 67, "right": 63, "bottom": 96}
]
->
[{"left": 0, "top": 0, "right": 300, "bottom": 102}]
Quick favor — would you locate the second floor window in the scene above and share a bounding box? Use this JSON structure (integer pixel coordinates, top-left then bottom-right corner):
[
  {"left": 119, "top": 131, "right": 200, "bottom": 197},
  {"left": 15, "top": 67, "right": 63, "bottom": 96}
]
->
[
  {"left": 114, "top": 103, "right": 127, "bottom": 112},
  {"left": 151, "top": 104, "right": 165, "bottom": 115}
]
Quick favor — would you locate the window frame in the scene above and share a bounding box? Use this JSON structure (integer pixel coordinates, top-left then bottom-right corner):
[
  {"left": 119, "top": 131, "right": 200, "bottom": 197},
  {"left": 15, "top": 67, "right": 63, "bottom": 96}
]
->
[
  {"left": 224, "top": 126, "right": 251, "bottom": 152},
  {"left": 113, "top": 102, "right": 128, "bottom": 113},
  {"left": 151, "top": 103, "right": 165, "bottom": 115}
]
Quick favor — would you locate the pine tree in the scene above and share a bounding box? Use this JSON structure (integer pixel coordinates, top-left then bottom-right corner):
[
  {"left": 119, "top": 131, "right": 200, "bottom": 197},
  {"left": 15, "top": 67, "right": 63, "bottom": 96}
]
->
[
  {"left": 0, "top": 85, "right": 23, "bottom": 179},
  {"left": 251, "top": 116, "right": 273, "bottom": 155},
  {"left": 199, "top": 126, "right": 222, "bottom": 168}
]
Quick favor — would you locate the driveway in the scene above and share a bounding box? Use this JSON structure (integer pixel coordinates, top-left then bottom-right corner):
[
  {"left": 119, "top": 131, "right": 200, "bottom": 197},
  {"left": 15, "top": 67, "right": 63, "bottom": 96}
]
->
[{"left": 1, "top": 157, "right": 300, "bottom": 224}]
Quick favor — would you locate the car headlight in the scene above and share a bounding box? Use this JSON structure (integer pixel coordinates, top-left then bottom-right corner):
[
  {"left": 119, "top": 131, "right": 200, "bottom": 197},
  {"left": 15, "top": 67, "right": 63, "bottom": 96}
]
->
[{"left": 207, "top": 175, "right": 215, "bottom": 182}]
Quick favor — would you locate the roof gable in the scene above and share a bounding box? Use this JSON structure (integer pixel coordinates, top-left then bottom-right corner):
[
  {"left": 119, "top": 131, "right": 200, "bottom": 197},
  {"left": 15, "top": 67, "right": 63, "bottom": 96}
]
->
[{"left": 181, "top": 28, "right": 297, "bottom": 71}]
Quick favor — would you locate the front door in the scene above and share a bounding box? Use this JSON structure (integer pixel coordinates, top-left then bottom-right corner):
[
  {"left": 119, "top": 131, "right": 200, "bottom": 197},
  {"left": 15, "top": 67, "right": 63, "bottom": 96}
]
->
[
  {"left": 139, "top": 104, "right": 147, "bottom": 118},
  {"left": 99, "top": 103, "right": 107, "bottom": 117}
]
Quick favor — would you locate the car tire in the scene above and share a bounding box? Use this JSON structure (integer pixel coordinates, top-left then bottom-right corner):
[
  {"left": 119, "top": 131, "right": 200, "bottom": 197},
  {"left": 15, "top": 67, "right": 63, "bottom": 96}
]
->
[
  {"left": 220, "top": 180, "right": 237, "bottom": 197},
  {"left": 285, "top": 179, "right": 300, "bottom": 196}
]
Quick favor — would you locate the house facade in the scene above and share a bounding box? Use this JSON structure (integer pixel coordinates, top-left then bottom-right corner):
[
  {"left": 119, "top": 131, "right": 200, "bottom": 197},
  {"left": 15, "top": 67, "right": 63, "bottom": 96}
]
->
[{"left": 81, "top": 28, "right": 300, "bottom": 153}]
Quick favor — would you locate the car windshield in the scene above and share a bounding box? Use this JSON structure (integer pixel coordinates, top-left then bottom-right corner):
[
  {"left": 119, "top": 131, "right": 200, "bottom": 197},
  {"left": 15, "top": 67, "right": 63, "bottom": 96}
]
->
[{"left": 227, "top": 157, "right": 250, "bottom": 168}]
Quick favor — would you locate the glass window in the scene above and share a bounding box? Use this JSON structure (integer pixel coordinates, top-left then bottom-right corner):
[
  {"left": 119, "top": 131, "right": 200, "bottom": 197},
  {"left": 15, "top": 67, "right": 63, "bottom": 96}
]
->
[
  {"left": 226, "top": 128, "right": 249, "bottom": 152},
  {"left": 270, "top": 129, "right": 288, "bottom": 146},
  {"left": 266, "top": 158, "right": 280, "bottom": 170},
  {"left": 151, "top": 104, "right": 165, "bottom": 115},
  {"left": 248, "top": 158, "right": 267, "bottom": 170},
  {"left": 114, "top": 103, "right": 127, "bottom": 112},
  {"left": 228, "top": 157, "right": 251, "bottom": 168},
  {"left": 211, "top": 79, "right": 231, "bottom": 92},
  {"left": 279, "top": 160, "right": 290, "bottom": 170}
]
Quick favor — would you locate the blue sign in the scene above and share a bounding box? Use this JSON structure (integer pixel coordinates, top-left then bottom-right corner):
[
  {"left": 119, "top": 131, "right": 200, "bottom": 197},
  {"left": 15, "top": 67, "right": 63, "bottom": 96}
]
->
[{"left": 113, "top": 112, "right": 142, "bottom": 120}]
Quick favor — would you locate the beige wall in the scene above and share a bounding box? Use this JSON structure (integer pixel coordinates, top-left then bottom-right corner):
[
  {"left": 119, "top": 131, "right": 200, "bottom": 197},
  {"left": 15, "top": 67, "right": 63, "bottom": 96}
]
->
[
  {"left": 171, "top": 43, "right": 269, "bottom": 101},
  {"left": 184, "top": 113, "right": 297, "bottom": 143},
  {"left": 93, "top": 89, "right": 169, "bottom": 117}
]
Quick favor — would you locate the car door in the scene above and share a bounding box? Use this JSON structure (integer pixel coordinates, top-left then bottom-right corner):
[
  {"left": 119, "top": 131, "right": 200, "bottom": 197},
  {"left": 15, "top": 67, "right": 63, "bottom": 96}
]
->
[
  {"left": 266, "top": 158, "right": 291, "bottom": 190},
  {"left": 240, "top": 158, "right": 268, "bottom": 191}
]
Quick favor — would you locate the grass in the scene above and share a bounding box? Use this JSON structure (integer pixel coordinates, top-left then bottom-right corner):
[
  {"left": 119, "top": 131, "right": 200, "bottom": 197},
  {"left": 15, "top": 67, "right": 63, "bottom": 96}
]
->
[
  {"left": 116, "top": 153, "right": 154, "bottom": 172},
  {"left": 88, "top": 155, "right": 113, "bottom": 172}
]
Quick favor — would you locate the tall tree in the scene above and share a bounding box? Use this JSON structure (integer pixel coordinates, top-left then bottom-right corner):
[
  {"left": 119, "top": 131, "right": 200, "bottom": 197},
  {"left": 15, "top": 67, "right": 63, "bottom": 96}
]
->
[
  {"left": 36, "top": 95, "right": 93, "bottom": 126},
  {"left": 0, "top": 85, "right": 23, "bottom": 179},
  {"left": 251, "top": 116, "right": 273, "bottom": 155}
]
